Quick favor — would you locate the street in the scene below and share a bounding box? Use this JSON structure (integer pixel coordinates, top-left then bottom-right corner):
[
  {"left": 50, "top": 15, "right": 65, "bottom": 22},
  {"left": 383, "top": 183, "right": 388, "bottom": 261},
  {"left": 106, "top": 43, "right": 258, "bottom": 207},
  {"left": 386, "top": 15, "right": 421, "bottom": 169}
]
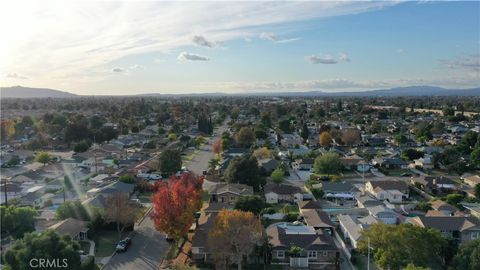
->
[{"left": 102, "top": 215, "right": 169, "bottom": 270}]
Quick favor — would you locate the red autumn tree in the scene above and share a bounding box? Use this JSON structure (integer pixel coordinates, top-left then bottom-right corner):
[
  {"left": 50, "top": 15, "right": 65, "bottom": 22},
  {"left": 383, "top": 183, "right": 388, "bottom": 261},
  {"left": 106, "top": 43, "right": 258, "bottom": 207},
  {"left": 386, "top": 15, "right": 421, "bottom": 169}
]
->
[
  {"left": 150, "top": 172, "right": 203, "bottom": 241},
  {"left": 213, "top": 138, "right": 222, "bottom": 154}
]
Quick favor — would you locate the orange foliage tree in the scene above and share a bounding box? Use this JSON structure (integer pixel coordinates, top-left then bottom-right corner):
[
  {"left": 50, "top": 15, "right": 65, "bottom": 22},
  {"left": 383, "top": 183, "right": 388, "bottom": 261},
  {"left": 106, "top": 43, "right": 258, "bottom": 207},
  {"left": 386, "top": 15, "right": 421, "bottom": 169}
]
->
[
  {"left": 319, "top": 131, "right": 332, "bottom": 146},
  {"left": 150, "top": 172, "right": 203, "bottom": 241},
  {"left": 208, "top": 209, "right": 264, "bottom": 270},
  {"left": 213, "top": 138, "right": 222, "bottom": 155}
]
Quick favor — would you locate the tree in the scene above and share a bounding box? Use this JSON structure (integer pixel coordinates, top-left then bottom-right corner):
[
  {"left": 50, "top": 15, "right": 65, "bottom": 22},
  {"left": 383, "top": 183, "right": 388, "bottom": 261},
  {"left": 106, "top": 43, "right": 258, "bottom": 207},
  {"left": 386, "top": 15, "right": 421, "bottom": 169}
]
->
[
  {"left": 341, "top": 128, "right": 361, "bottom": 146},
  {"left": 394, "top": 134, "right": 408, "bottom": 145},
  {"left": 310, "top": 188, "right": 324, "bottom": 199},
  {"left": 35, "top": 151, "right": 50, "bottom": 166},
  {"left": 270, "top": 168, "right": 284, "bottom": 184},
  {"left": 319, "top": 132, "right": 332, "bottom": 147},
  {"left": 168, "top": 133, "right": 177, "bottom": 141},
  {"left": 416, "top": 201, "right": 432, "bottom": 212},
  {"left": 446, "top": 193, "right": 464, "bottom": 207},
  {"left": 471, "top": 146, "right": 480, "bottom": 168},
  {"left": 0, "top": 206, "right": 37, "bottom": 239},
  {"left": 358, "top": 223, "right": 446, "bottom": 270},
  {"left": 300, "top": 123, "right": 309, "bottom": 142},
  {"left": 475, "top": 184, "right": 480, "bottom": 200},
  {"left": 195, "top": 136, "right": 206, "bottom": 148},
  {"left": 105, "top": 193, "right": 139, "bottom": 240},
  {"left": 2, "top": 230, "right": 87, "bottom": 270},
  {"left": 401, "top": 148, "right": 424, "bottom": 161},
  {"left": 213, "top": 138, "right": 222, "bottom": 154},
  {"left": 208, "top": 209, "right": 263, "bottom": 270},
  {"left": 119, "top": 174, "right": 135, "bottom": 184},
  {"left": 158, "top": 149, "right": 182, "bottom": 177},
  {"left": 224, "top": 155, "right": 264, "bottom": 191},
  {"left": 234, "top": 196, "right": 267, "bottom": 215},
  {"left": 74, "top": 140, "right": 91, "bottom": 152},
  {"left": 151, "top": 173, "right": 203, "bottom": 241},
  {"left": 404, "top": 263, "right": 430, "bottom": 270},
  {"left": 56, "top": 200, "right": 90, "bottom": 221},
  {"left": 449, "top": 239, "right": 480, "bottom": 270},
  {"left": 314, "top": 153, "right": 342, "bottom": 175},
  {"left": 235, "top": 127, "right": 255, "bottom": 148},
  {"left": 278, "top": 119, "right": 292, "bottom": 133},
  {"left": 253, "top": 147, "right": 271, "bottom": 159}
]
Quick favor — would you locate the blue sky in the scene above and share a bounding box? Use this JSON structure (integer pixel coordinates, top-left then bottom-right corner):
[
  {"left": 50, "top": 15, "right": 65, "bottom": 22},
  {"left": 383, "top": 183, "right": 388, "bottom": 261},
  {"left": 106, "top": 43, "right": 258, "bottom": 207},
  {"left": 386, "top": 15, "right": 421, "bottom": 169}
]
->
[{"left": 1, "top": 1, "right": 479, "bottom": 95}]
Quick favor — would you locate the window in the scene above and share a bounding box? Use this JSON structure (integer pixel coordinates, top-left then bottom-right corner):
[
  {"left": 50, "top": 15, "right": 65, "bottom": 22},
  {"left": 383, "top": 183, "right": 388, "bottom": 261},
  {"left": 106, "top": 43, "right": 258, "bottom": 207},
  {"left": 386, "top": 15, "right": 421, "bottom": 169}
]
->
[
  {"left": 472, "top": 231, "right": 480, "bottom": 240},
  {"left": 308, "top": 251, "right": 317, "bottom": 258},
  {"left": 277, "top": 251, "right": 285, "bottom": 258}
]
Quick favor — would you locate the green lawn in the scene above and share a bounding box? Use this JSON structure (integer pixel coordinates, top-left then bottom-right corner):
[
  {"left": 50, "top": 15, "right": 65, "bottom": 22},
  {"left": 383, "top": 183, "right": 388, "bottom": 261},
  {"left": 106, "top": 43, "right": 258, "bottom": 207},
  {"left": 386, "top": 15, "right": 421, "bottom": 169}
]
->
[
  {"left": 271, "top": 203, "right": 299, "bottom": 214},
  {"left": 92, "top": 229, "right": 129, "bottom": 257}
]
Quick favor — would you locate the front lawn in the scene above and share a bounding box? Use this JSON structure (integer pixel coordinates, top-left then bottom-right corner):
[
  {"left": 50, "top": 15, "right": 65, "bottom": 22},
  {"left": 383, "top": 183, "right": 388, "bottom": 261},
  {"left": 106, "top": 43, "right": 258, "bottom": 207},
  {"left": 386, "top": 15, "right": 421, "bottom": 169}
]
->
[{"left": 91, "top": 229, "right": 129, "bottom": 257}]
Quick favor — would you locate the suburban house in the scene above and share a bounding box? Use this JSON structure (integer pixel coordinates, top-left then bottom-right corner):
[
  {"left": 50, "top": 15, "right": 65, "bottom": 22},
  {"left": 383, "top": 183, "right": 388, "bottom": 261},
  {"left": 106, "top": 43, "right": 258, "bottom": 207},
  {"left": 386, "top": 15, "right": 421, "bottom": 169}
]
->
[
  {"left": 0, "top": 182, "right": 24, "bottom": 204},
  {"left": 293, "top": 158, "right": 315, "bottom": 171},
  {"left": 266, "top": 222, "right": 338, "bottom": 268},
  {"left": 322, "top": 182, "right": 360, "bottom": 201},
  {"left": 411, "top": 176, "right": 458, "bottom": 194},
  {"left": 209, "top": 183, "right": 254, "bottom": 205},
  {"left": 462, "top": 203, "right": 480, "bottom": 219},
  {"left": 413, "top": 156, "right": 434, "bottom": 170},
  {"left": 410, "top": 216, "right": 480, "bottom": 243},
  {"left": 366, "top": 205, "right": 397, "bottom": 224},
  {"left": 298, "top": 200, "right": 323, "bottom": 211},
  {"left": 264, "top": 184, "right": 303, "bottom": 204},
  {"left": 429, "top": 200, "right": 459, "bottom": 216},
  {"left": 258, "top": 158, "right": 280, "bottom": 174},
  {"left": 86, "top": 181, "right": 134, "bottom": 198},
  {"left": 338, "top": 214, "right": 380, "bottom": 249},
  {"left": 463, "top": 175, "right": 480, "bottom": 187},
  {"left": 340, "top": 155, "right": 363, "bottom": 170},
  {"left": 372, "top": 157, "right": 407, "bottom": 169},
  {"left": 49, "top": 217, "right": 89, "bottom": 241},
  {"left": 365, "top": 180, "right": 409, "bottom": 203},
  {"left": 301, "top": 209, "right": 335, "bottom": 234},
  {"left": 355, "top": 194, "right": 384, "bottom": 208},
  {"left": 280, "top": 134, "right": 303, "bottom": 148}
]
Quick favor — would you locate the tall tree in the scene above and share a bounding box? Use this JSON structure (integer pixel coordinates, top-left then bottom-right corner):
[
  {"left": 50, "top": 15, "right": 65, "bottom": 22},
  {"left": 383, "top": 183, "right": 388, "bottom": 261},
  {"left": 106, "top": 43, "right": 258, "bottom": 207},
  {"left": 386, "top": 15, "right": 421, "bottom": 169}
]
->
[
  {"left": 224, "top": 155, "right": 264, "bottom": 191},
  {"left": 208, "top": 210, "right": 264, "bottom": 270},
  {"left": 300, "top": 123, "right": 309, "bottom": 142},
  {"left": 151, "top": 173, "right": 203, "bottom": 241},
  {"left": 449, "top": 239, "right": 480, "bottom": 270},
  {"left": 105, "top": 193, "right": 139, "bottom": 240},
  {"left": 234, "top": 196, "right": 267, "bottom": 215},
  {"left": 358, "top": 223, "right": 446, "bottom": 270},
  {"left": 0, "top": 206, "right": 37, "bottom": 239},
  {"left": 314, "top": 153, "right": 342, "bottom": 175},
  {"left": 158, "top": 149, "right": 182, "bottom": 177},
  {"left": 235, "top": 127, "right": 255, "bottom": 148}
]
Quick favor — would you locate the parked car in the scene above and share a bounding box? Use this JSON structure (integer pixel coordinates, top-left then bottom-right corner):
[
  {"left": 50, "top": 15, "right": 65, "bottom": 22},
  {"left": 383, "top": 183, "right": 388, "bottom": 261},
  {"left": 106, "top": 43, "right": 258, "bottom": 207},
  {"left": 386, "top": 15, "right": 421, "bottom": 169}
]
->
[{"left": 115, "top": 237, "right": 132, "bottom": 252}]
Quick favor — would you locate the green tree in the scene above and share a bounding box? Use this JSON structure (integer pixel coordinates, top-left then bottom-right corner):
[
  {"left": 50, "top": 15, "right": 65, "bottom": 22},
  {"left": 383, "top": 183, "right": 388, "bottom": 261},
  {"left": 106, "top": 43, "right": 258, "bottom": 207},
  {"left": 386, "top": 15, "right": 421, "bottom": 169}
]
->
[
  {"left": 56, "top": 201, "right": 90, "bottom": 221},
  {"left": 159, "top": 149, "right": 182, "bottom": 177},
  {"left": 235, "top": 127, "right": 255, "bottom": 148},
  {"left": 278, "top": 119, "right": 293, "bottom": 133},
  {"left": 119, "top": 174, "right": 135, "bottom": 184},
  {"left": 404, "top": 263, "right": 430, "bottom": 270},
  {"left": 300, "top": 123, "right": 309, "bottom": 142},
  {"left": 35, "top": 151, "right": 50, "bottom": 166},
  {"left": 0, "top": 206, "right": 37, "bottom": 239},
  {"left": 168, "top": 133, "right": 177, "bottom": 141},
  {"left": 224, "top": 155, "right": 264, "bottom": 191},
  {"left": 358, "top": 223, "right": 446, "bottom": 270},
  {"left": 74, "top": 140, "right": 91, "bottom": 152},
  {"left": 234, "top": 196, "right": 267, "bottom": 215},
  {"left": 401, "top": 148, "right": 424, "bottom": 161},
  {"left": 449, "top": 239, "right": 480, "bottom": 270},
  {"left": 310, "top": 188, "right": 324, "bottom": 200},
  {"left": 270, "top": 168, "right": 284, "bottom": 184},
  {"left": 471, "top": 146, "right": 480, "bottom": 168},
  {"left": 2, "top": 230, "right": 89, "bottom": 270},
  {"left": 314, "top": 153, "right": 342, "bottom": 175},
  {"left": 416, "top": 201, "right": 432, "bottom": 212},
  {"left": 446, "top": 193, "right": 464, "bottom": 207}
]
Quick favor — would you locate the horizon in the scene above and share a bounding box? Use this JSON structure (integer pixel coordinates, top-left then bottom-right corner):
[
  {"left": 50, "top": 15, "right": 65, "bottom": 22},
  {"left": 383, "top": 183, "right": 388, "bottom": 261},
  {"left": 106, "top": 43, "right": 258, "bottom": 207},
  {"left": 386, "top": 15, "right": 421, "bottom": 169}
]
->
[{"left": 1, "top": 1, "right": 479, "bottom": 95}]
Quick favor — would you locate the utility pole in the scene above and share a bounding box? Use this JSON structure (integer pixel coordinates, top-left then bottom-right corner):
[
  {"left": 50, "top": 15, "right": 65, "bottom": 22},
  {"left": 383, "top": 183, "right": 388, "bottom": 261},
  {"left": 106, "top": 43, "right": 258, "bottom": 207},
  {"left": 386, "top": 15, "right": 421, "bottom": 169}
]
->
[
  {"left": 367, "top": 237, "right": 370, "bottom": 270},
  {"left": 3, "top": 180, "right": 7, "bottom": 207}
]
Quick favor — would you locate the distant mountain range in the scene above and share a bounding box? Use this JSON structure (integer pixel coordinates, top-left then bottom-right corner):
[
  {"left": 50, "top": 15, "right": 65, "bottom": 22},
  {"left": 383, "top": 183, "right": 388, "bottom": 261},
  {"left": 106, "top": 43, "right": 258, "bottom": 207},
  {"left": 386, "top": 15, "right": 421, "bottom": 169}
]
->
[
  {"left": 1, "top": 86, "right": 78, "bottom": 98},
  {"left": 1, "top": 85, "right": 480, "bottom": 98}
]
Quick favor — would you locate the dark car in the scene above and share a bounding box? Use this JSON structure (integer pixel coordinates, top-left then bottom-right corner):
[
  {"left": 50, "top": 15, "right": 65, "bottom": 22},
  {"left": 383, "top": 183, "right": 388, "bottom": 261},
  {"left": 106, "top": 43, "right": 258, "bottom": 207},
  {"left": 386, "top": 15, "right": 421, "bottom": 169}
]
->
[{"left": 115, "top": 237, "right": 132, "bottom": 252}]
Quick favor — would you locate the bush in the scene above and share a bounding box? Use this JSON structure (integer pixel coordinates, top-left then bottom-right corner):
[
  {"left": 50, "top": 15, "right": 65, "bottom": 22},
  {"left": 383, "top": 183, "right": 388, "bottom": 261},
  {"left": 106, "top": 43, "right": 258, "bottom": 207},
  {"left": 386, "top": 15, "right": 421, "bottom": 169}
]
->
[
  {"left": 310, "top": 188, "right": 324, "bottom": 199},
  {"left": 283, "top": 213, "right": 299, "bottom": 222}
]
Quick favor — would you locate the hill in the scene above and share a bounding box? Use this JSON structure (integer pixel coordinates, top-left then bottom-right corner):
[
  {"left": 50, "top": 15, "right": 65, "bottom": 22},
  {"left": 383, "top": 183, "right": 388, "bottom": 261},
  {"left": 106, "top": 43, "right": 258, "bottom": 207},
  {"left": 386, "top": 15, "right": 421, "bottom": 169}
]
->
[{"left": 0, "top": 86, "right": 78, "bottom": 98}]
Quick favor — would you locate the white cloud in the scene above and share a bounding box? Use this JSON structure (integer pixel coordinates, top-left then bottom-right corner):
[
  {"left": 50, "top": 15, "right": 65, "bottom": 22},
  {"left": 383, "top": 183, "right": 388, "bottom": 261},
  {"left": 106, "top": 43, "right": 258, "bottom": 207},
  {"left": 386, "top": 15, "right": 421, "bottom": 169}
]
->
[
  {"left": 440, "top": 53, "right": 480, "bottom": 72},
  {"left": 259, "top": 32, "right": 300, "bottom": 44},
  {"left": 192, "top": 35, "right": 216, "bottom": 48},
  {"left": 4, "top": 73, "right": 28, "bottom": 79},
  {"left": 130, "top": 64, "right": 144, "bottom": 70},
  {"left": 177, "top": 52, "right": 210, "bottom": 61},
  {"left": 339, "top": 53, "right": 350, "bottom": 62},
  {"left": 305, "top": 55, "right": 338, "bottom": 64}
]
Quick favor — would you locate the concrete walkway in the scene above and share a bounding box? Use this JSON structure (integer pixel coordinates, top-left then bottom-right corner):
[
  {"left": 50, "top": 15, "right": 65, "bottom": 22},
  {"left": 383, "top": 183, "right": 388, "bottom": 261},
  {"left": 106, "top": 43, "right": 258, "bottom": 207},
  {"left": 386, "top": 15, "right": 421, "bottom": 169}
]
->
[{"left": 87, "top": 239, "right": 96, "bottom": 256}]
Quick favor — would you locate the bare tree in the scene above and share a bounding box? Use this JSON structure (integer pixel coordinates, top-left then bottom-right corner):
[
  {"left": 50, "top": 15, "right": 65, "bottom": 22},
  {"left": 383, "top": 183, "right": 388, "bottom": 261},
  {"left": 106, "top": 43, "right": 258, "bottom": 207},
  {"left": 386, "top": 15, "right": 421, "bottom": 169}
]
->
[{"left": 105, "top": 193, "right": 139, "bottom": 240}]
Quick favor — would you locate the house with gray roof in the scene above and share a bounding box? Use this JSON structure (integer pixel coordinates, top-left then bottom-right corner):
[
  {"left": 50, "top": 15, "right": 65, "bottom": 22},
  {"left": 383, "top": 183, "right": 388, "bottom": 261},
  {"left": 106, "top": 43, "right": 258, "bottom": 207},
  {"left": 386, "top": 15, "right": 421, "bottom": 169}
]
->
[{"left": 409, "top": 216, "right": 480, "bottom": 243}]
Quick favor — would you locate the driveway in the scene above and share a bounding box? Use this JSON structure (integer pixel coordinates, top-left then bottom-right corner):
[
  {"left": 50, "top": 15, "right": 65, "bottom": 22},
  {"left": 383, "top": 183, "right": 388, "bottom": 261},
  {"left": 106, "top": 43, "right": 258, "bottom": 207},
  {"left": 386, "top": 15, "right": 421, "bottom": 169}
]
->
[{"left": 102, "top": 216, "right": 169, "bottom": 270}]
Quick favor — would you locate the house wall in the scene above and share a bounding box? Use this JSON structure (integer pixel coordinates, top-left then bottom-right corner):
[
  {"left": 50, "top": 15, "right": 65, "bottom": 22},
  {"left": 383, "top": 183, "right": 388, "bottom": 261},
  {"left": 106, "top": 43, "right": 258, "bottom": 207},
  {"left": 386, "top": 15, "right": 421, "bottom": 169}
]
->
[
  {"left": 375, "top": 213, "right": 397, "bottom": 224},
  {"left": 461, "top": 230, "right": 480, "bottom": 243},
  {"left": 266, "top": 192, "right": 279, "bottom": 204}
]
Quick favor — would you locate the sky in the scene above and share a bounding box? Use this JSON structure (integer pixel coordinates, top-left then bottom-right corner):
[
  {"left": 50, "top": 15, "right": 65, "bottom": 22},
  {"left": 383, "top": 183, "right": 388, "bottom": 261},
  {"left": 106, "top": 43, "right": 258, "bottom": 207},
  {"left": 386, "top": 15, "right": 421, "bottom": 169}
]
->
[{"left": 0, "top": 0, "right": 479, "bottom": 95}]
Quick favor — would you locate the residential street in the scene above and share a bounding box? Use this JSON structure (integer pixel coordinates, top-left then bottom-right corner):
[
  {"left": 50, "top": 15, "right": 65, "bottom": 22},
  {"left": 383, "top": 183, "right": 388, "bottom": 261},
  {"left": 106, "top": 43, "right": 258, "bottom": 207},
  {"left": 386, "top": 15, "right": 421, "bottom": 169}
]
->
[{"left": 102, "top": 215, "right": 169, "bottom": 270}]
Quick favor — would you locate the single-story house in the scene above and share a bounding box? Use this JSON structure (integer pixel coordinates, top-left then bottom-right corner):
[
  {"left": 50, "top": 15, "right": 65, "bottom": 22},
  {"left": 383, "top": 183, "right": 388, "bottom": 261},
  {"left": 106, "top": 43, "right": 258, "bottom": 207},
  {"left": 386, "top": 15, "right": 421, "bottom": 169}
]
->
[
  {"left": 209, "top": 183, "right": 253, "bottom": 205},
  {"left": 410, "top": 216, "right": 480, "bottom": 243},
  {"left": 430, "top": 200, "right": 459, "bottom": 216},
  {"left": 365, "top": 180, "right": 409, "bottom": 203},
  {"left": 463, "top": 175, "right": 480, "bottom": 187},
  {"left": 264, "top": 184, "right": 303, "bottom": 204},
  {"left": 322, "top": 182, "right": 360, "bottom": 201},
  {"left": 338, "top": 215, "right": 381, "bottom": 249},
  {"left": 258, "top": 158, "right": 280, "bottom": 174},
  {"left": 411, "top": 176, "right": 458, "bottom": 194},
  {"left": 267, "top": 222, "right": 338, "bottom": 268},
  {"left": 367, "top": 205, "right": 397, "bottom": 224},
  {"left": 301, "top": 209, "right": 335, "bottom": 234},
  {"left": 293, "top": 158, "right": 315, "bottom": 171},
  {"left": 49, "top": 217, "right": 89, "bottom": 240}
]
